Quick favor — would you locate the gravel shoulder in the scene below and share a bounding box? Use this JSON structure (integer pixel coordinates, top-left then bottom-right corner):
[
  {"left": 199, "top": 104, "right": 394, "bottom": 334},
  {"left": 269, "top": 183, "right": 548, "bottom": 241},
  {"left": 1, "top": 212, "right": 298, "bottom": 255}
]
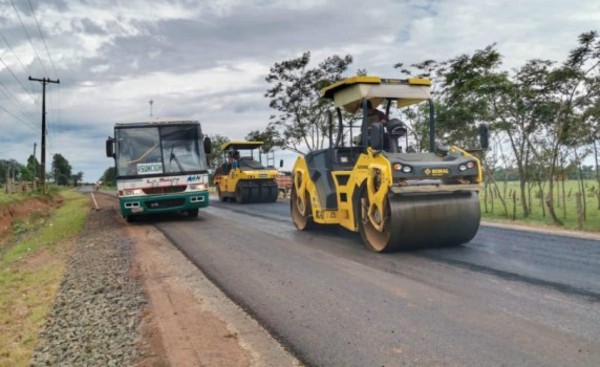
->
[{"left": 31, "top": 192, "right": 301, "bottom": 367}]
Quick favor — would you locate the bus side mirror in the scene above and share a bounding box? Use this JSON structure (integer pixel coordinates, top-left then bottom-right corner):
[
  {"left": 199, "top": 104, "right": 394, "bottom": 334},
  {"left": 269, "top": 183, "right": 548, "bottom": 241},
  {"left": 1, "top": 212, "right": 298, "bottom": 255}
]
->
[
  {"left": 204, "top": 137, "right": 212, "bottom": 154},
  {"left": 279, "top": 159, "right": 283, "bottom": 168},
  {"left": 478, "top": 124, "right": 489, "bottom": 150},
  {"left": 106, "top": 137, "right": 115, "bottom": 158}
]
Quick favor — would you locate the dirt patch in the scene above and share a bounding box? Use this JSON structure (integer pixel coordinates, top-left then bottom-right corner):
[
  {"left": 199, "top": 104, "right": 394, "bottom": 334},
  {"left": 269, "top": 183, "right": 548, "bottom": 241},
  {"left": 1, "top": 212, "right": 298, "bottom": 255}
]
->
[
  {"left": 127, "top": 224, "right": 253, "bottom": 367},
  {"left": 92, "top": 193, "right": 253, "bottom": 366},
  {"left": 17, "top": 245, "right": 66, "bottom": 271},
  {"left": 0, "top": 197, "right": 54, "bottom": 245},
  {"left": 90, "top": 192, "right": 300, "bottom": 367}
]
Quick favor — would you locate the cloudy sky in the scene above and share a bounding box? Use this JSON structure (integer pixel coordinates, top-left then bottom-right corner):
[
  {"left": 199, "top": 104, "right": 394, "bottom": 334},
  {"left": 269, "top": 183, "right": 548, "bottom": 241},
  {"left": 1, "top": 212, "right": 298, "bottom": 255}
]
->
[{"left": 0, "top": 0, "right": 599, "bottom": 181}]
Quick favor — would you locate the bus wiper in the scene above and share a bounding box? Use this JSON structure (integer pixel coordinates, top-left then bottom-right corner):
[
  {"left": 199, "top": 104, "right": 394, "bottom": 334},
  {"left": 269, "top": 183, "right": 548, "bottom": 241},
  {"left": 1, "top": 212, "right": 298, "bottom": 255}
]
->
[{"left": 169, "top": 144, "right": 184, "bottom": 172}]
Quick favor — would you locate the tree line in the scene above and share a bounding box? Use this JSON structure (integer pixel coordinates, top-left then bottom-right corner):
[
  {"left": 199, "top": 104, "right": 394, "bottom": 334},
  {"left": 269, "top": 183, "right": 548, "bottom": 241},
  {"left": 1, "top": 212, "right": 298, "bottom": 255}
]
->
[
  {"left": 0, "top": 153, "right": 83, "bottom": 189},
  {"left": 251, "top": 30, "right": 599, "bottom": 226}
]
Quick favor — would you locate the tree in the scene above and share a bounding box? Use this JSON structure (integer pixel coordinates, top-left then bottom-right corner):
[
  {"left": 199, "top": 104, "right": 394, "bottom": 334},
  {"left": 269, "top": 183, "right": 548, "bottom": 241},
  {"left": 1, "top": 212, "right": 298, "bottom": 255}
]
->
[
  {"left": 264, "top": 51, "right": 353, "bottom": 154},
  {"left": 71, "top": 172, "right": 84, "bottom": 187},
  {"left": 245, "top": 125, "right": 281, "bottom": 153},
  {"left": 0, "top": 159, "right": 23, "bottom": 185},
  {"left": 395, "top": 59, "right": 448, "bottom": 151},
  {"left": 25, "top": 154, "right": 41, "bottom": 182},
  {"left": 575, "top": 31, "right": 600, "bottom": 209},
  {"left": 99, "top": 167, "right": 116, "bottom": 186},
  {"left": 51, "top": 154, "right": 72, "bottom": 186},
  {"left": 208, "top": 135, "right": 230, "bottom": 169},
  {"left": 531, "top": 31, "right": 600, "bottom": 225}
]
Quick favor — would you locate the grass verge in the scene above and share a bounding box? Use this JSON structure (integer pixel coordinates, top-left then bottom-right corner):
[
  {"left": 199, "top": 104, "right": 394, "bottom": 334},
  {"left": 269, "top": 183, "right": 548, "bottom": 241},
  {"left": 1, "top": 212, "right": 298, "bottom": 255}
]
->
[
  {"left": 480, "top": 180, "right": 600, "bottom": 232},
  {"left": 0, "top": 190, "right": 89, "bottom": 367}
]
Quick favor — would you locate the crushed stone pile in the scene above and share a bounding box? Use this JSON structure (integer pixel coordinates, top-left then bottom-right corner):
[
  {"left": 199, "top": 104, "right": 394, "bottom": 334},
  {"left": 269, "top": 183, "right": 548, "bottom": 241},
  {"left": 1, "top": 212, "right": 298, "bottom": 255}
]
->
[{"left": 30, "top": 205, "right": 146, "bottom": 367}]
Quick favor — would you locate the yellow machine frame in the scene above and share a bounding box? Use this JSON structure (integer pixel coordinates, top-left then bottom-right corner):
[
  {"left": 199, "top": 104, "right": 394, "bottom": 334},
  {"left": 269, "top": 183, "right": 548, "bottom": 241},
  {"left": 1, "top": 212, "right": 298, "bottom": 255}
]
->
[
  {"left": 214, "top": 141, "right": 280, "bottom": 203},
  {"left": 291, "top": 76, "right": 486, "bottom": 252}
]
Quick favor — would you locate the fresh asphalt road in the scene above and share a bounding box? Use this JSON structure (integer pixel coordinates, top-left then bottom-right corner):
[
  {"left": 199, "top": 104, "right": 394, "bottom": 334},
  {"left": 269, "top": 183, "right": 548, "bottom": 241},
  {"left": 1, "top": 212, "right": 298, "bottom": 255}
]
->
[{"left": 152, "top": 198, "right": 600, "bottom": 367}]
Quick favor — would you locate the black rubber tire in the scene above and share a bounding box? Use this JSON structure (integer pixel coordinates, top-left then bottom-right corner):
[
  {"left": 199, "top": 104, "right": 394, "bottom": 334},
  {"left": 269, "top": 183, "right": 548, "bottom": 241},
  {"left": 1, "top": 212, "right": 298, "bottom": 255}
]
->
[
  {"left": 235, "top": 185, "right": 246, "bottom": 204},
  {"left": 269, "top": 187, "right": 279, "bottom": 202},
  {"left": 217, "top": 187, "right": 227, "bottom": 202},
  {"left": 187, "top": 208, "right": 199, "bottom": 218},
  {"left": 126, "top": 215, "right": 135, "bottom": 223},
  {"left": 258, "top": 186, "right": 271, "bottom": 203},
  {"left": 290, "top": 185, "right": 313, "bottom": 230},
  {"left": 248, "top": 186, "right": 259, "bottom": 203}
]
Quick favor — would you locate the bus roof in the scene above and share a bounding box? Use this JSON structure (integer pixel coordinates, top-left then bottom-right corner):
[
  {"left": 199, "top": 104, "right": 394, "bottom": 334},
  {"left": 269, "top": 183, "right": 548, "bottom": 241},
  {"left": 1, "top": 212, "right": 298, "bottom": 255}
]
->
[
  {"left": 221, "top": 141, "right": 264, "bottom": 150},
  {"left": 115, "top": 118, "right": 199, "bottom": 127},
  {"left": 320, "top": 76, "right": 432, "bottom": 112}
]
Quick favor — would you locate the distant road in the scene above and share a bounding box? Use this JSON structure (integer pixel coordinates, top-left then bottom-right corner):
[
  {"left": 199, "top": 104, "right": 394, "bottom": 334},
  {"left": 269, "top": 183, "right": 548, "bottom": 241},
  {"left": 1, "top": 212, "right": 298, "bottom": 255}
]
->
[{"left": 144, "top": 198, "right": 599, "bottom": 366}]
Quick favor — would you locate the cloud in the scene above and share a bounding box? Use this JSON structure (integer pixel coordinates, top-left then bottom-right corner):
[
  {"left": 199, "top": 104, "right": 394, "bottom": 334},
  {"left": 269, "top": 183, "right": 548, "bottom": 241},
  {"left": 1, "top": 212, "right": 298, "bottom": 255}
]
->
[{"left": 0, "top": 0, "right": 598, "bottom": 181}]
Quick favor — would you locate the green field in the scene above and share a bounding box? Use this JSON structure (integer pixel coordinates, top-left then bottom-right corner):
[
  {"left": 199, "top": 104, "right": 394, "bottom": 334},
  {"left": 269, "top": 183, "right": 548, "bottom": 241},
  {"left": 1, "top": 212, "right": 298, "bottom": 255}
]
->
[{"left": 480, "top": 179, "right": 600, "bottom": 232}]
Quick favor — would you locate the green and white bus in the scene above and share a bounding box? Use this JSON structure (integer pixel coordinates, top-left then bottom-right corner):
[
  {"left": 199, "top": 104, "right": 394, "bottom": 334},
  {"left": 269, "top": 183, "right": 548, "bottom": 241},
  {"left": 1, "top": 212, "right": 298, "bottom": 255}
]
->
[{"left": 106, "top": 118, "right": 212, "bottom": 221}]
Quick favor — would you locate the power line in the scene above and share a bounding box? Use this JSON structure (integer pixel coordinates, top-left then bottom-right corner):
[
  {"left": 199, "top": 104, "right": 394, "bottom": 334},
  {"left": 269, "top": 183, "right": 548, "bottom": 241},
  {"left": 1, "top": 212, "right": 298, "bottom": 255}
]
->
[
  {"left": 0, "top": 104, "right": 38, "bottom": 131},
  {"left": 0, "top": 79, "right": 38, "bottom": 127},
  {"left": 10, "top": 0, "right": 48, "bottom": 76},
  {"left": 0, "top": 53, "right": 38, "bottom": 103},
  {"left": 0, "top": 30, "right": 35, "bottom": 87},
  {"left": 26, "top": 0, "right": 58, "bottom": 79}
]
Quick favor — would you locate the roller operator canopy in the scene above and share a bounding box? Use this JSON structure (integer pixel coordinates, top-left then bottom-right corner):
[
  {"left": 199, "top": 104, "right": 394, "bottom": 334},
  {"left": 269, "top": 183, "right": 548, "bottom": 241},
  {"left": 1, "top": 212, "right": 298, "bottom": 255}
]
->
[
  {"left": 321, "top": 76, "right": 432, "bottom": 113},
  {"left": 220, "top": 141, "right": 264, "bottom": 151}
]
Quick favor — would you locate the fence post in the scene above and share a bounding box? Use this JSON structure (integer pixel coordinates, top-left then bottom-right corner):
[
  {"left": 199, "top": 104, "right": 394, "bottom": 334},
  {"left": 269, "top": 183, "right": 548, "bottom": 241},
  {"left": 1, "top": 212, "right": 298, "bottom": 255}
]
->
[
  {"left": 576, "top": 193, "right": 583, "bottom": 230},
  {"left": 512, "top": 192, "right": 517, "bottom": 220}
]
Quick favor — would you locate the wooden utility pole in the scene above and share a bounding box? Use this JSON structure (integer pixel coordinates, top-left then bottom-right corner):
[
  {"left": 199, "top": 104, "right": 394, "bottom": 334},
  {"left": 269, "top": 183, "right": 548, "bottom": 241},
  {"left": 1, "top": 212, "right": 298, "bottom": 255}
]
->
[
  {"left": 29, "top": 76, "right": 60, "bottom": 192},
  {"left": 33, "top": 142, "right": 37, "bottom": 189}
]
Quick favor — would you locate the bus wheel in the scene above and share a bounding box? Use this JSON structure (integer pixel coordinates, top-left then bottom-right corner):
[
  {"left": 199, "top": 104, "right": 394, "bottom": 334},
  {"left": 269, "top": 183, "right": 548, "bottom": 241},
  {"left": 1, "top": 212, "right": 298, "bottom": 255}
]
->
[
  {"left": 126, "top": 215, "right": 135, "bottom": 223},
  {"left": 187, "top": 209, "right": 199, "bottom": 218}
]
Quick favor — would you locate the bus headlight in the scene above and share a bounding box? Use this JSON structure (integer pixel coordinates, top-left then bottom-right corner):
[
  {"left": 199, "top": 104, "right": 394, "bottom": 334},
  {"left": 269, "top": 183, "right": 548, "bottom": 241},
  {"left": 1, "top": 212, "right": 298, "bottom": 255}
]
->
[
  {"left": 124, "top": 189, "right": 144, "bottom": 196},
  {"left": 188, "top": 184, "right": 208, "bottom": 191}
]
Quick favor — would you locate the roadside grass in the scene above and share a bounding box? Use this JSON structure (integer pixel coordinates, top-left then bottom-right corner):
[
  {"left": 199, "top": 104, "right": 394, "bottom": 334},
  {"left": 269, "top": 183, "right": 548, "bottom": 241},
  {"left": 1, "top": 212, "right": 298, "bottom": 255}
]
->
[
  {"left": 0, "top": 190, "right": 89, "bottom": 367},
  {"left": 481, "top": 180, "right": 600, "bottom": 232},
  {"left": 0, "top": 191, "right": 28, "bottom": 205}
]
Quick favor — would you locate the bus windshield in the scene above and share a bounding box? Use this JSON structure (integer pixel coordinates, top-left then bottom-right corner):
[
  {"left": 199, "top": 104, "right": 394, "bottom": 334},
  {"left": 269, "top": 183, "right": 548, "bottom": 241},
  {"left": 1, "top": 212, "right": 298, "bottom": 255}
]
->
[{"left": 115, "top": 124, "right": 208, "bottom": 177}]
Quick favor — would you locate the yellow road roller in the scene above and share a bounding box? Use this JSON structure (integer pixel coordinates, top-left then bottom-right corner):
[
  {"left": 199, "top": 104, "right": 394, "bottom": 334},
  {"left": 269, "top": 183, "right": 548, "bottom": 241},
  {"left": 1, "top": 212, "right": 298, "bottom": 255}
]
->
[
  {"left": 290, "top": 76, "right": 488, "bottom": 252},
  {"left": 214, "top": 141, "right": 280, "bottom": 203}
]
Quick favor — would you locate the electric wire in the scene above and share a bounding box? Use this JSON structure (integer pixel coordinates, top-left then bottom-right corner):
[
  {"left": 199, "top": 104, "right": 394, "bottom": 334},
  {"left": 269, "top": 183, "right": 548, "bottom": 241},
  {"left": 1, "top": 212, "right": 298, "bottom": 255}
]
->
[
  {"left": 0, "top": 104, "right": 38, "bottom": 131},
  {"left": 0, "top": 32, "right": 28, "bottom": 75},
  {"left": 26, "top": 0, "right": 58, "bottom": 79},
  {"left": 0, "top": 54, "right": 38, "bottom": 103},
  {"left": 0, "top": 79, "right": 38, "bottom": 125},
  {"left": 25, "top": 0, "right": 61, "bottom": 160},
  {"left": 9, "top": 0, "right": 48, "bottom": 76}
]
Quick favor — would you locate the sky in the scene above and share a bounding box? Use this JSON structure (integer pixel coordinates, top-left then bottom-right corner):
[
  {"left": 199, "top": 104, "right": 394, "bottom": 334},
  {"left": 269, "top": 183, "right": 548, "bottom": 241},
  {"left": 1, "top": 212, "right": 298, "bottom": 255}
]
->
[{"left": 0, "top": 0, "right": 599, "bottom": 182}]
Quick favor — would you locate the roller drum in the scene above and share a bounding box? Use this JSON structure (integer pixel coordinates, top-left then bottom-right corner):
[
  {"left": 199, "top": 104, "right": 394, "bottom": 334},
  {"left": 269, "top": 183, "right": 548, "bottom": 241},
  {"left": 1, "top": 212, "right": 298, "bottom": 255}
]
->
[{"left": 361, "top": 191, "right": 480, "bottom": 252}]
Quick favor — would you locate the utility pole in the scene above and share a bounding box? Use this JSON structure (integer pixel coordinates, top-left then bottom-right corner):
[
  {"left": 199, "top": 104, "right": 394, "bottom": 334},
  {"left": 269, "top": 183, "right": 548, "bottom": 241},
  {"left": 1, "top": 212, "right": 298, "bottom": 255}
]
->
[
  {"left": 33, "top": 142, "right": 37, "bottom": 190},
  {"left": 29, "top": 76, "right": 60, "bottom": 192}
]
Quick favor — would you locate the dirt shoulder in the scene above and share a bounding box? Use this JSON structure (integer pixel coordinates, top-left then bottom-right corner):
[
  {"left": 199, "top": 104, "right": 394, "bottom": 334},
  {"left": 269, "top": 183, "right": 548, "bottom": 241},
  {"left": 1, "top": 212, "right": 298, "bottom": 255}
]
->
[{"left": 93, "top": 193, "right": 301, "bottom": 367}]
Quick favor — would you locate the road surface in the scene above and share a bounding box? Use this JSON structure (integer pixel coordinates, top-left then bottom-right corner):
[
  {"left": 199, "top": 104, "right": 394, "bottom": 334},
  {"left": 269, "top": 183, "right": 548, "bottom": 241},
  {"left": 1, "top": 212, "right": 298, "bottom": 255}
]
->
[{"left": 147, "top": 198, "right": 600, "bottom": 367}]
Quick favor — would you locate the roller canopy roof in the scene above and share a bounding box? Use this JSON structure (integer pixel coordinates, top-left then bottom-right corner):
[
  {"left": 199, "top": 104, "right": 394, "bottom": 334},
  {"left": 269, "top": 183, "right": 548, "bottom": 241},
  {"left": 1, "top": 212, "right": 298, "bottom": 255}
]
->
[
  {"left": 220, "top": 141, "right": 264, "bottom": 150},
  {"left": 320, "top": 76, "right": 432, "bottom": 113}
]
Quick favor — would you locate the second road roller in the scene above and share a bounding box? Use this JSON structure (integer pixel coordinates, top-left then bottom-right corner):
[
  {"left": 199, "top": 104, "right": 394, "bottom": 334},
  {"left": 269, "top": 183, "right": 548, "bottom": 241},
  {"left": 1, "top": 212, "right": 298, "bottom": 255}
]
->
[
  {"left": 290, "top": 76, "right": 489, "bottom": 252},
  {"left": 214, "top": 141, "right": 280, "bottom": 203}
]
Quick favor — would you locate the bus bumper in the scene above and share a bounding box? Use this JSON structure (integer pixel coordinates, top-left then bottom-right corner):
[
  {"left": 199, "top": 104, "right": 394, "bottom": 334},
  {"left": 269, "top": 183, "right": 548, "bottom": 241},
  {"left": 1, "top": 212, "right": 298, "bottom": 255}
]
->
[{"left": 119, "top": 191, "right": 209, "bottom": 217}]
